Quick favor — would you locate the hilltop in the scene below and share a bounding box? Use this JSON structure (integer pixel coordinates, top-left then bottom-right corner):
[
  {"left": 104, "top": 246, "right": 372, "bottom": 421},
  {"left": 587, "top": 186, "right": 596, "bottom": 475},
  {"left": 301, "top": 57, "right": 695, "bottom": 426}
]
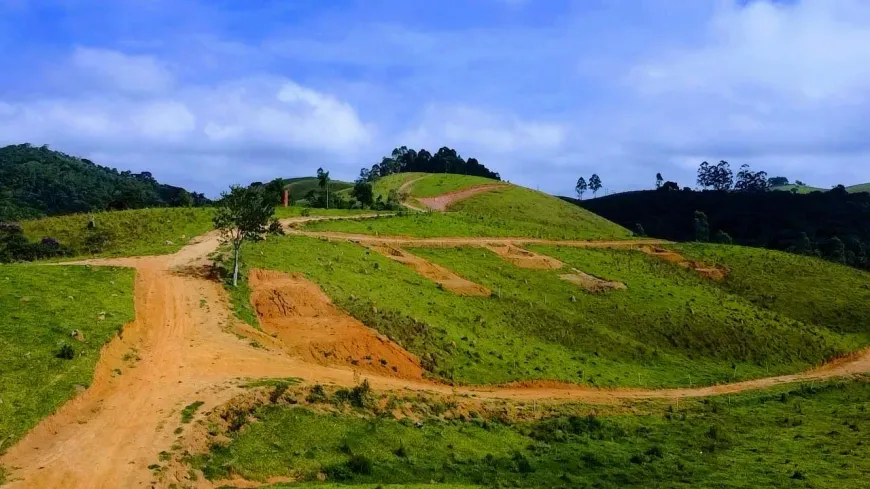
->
[
  {"left": 308, "top": 173, "right": 631, "bottom": 240},
  {"left": 771, "top": 182, "right": 870, "bottom": 194},
  {"left": 0, "top": 144, "right": 208, "bottom": 221},
  {"left": 283, "top": 176, "right": 353, "bottom": 202}
]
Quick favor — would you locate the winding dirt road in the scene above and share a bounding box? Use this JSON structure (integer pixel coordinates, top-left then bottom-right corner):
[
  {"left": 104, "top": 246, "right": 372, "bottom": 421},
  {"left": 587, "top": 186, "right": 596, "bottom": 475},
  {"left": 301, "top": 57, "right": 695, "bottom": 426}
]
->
[
  {"left": 416, "top": 183, "right": 507, "bottom": 211},
  {"left": 3, "top": 218, "right": 869, "bottom": 488}
]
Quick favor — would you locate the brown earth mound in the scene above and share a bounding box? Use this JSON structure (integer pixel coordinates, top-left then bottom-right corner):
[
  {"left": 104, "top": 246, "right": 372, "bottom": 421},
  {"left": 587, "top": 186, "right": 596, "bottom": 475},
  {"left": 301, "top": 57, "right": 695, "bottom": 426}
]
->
[
  {"left": 560, "top": 269, "right": 627, "bottom": 293},
  {"left": 368, "top": 245, "right": 491, "bottom": 296},
  {"left": 485, "top": 244, "right": 564, "bottom": 269},
  {"left": 416, "top": 183, "right": 507, "bottom": 211},
  {"left": 639, "top": 246, "right": 729, "bottom": 281},
  {"left": 248, "top": 269, "right": 424, "bottom": 380}
]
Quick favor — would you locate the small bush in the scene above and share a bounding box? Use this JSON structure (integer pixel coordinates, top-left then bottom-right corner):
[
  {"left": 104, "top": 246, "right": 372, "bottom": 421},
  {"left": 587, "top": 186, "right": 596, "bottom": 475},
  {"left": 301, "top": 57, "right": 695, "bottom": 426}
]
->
[
  {"left": 269, "top": 383, "right": 290, "bottom": 403},
  {"left": 56, "top": 344, "right": 75, "bottom": 360},
  {"left": 348, "top": 453, "right": 373, "bottom": 475},
  {"left": 306, "top": 384, "right": 328, "bottom": 403}
]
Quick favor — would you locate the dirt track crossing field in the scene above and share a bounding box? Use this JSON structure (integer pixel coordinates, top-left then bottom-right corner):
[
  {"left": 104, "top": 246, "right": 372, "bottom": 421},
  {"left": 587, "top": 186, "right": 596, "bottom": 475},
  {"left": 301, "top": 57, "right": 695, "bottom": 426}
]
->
[{"left": 4, "top": 217, "right": 870, "bottom": 488}]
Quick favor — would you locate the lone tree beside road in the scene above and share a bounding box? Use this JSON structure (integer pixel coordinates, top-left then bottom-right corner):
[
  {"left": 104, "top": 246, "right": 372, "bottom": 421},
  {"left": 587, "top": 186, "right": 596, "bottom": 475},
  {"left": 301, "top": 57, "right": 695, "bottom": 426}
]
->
[{"left": 213, "top": 184, "right": 276, "bottom": 286}]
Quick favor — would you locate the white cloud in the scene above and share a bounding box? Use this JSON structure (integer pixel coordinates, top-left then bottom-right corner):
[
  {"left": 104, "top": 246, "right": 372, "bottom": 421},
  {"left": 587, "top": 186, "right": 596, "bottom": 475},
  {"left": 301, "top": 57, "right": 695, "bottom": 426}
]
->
[
  {"left": 131, "top": 101, "right": 196, "bottom": 139},
  {"left": 71, "top": 47, "right": 174, "bottom": 94},
  {"left": 404, "top": 105, "right": 565, "bottom": 154},
  {"left": 629, "top": 0, "right": 870, "bottom": 103},
  {"left": 0, "top": 49, "right": 374, "bottom": 193}
]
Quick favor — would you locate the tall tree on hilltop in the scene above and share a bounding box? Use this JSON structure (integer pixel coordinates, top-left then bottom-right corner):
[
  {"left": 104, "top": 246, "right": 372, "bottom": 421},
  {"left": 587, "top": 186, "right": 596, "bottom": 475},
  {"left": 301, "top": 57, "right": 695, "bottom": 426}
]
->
[
  {"left": 712, "top": 161, "right": 734, "bottom": 191},
  {"left": 656, "top": 173, "right": 664, "bottom": 189},
  {"left": 317, "top": 167, "right": 331, "bottom": 208},
  {"left": 735, "top": 164, "right": 770, "bottom": 193},
  {"left": 575, "top": 177, "right": 588, "bottom": 200},
  {"left": 697, "top": 161, "right": 712, "bottom": 189},
  {"left": 589, "top": 174, "right": 602, "bottom": 198},
  {"left": 213, "top": 185, "right": 276, "bottom": 287}
]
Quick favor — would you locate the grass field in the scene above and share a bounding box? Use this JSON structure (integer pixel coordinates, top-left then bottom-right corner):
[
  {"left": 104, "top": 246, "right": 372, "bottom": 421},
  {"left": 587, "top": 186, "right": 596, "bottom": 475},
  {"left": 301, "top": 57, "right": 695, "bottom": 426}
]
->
[
  {"left": 273, "top": 207, "right": 388, "bottom": 220},
  {"left": 194, "top": 378, "right": 870, "bottom": 489},
  {"left": 304, "top": 185, "right": 632, "bottom": 240},
  {"left": 239, "top": 236, "right": 858, "bottom": 387},
  {"left": 406, "top": 174, "right": 499, "bottom": 198},
  {"left": 673, "top": 244, "right": 870, "bottom": 335},
  {"left": 0, "top": 264, "right": 135, "bottom": 450},
  {"left": 20, "top": 207, "right": 215, "bottom": 259},
  {"left": 370, "top": 173, "right": 428, "bottom": 201}
]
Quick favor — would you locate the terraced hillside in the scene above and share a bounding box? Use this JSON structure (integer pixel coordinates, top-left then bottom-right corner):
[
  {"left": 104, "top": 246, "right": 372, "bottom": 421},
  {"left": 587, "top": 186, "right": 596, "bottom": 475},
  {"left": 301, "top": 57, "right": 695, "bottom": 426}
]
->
[{"left": 3, "top": 180, "right": 870, "bottom": 489}]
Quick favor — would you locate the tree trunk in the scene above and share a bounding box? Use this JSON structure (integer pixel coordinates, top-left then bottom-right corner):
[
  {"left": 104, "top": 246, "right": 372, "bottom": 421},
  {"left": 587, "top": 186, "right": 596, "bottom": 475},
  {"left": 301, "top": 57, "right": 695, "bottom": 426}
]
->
[
  {"left": 326, "top": 183, "right": 329, "bottom": 209},
  {"left": 232, "top": 244, "right": 240, "bottom": 287}
]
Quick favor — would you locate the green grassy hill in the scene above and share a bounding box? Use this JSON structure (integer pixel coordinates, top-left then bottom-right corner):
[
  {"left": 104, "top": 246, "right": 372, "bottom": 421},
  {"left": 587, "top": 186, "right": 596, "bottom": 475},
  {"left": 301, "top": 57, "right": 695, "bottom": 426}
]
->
[
  {"left": 305, "top": 175, "right": 632, "bottom": 240},
  {"left": 241, "top": 237, "right": 865, "bottom": 388},
  {"left": 847, "top": 183, "right": 870, "bottom": 193},
  {"left": 772, "top": 183, "right": 870, "bottom": 194},
  {"left": 285, "top": 177, "right": 353, "bottom": 202},
  {"left": 8, "top": 169, "right": 870, "bottom": 489},
  {"left": 0, "top": 143, "right": 207, "bottom": 221}
]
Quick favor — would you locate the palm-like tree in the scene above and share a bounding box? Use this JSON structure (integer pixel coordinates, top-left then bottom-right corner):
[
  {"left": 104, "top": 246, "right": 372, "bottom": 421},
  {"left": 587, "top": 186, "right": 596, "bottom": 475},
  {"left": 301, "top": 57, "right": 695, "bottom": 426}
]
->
[{"left": 317, "top": 167, "right": 331, "bottom": 209}]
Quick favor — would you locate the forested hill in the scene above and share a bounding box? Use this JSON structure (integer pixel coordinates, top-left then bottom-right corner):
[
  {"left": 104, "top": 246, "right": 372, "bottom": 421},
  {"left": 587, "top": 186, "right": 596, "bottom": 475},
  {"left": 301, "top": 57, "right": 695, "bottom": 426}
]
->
[
  {"left": 571, "top": 188, "right": 870, "bottom": 270},
  {"left": 0, "top": 144, "right": 209, "bottom": 220}
]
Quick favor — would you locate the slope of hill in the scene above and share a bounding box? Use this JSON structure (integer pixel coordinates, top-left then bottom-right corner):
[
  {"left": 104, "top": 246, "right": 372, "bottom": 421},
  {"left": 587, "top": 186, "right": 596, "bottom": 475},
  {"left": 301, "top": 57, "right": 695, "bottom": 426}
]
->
[
  {"left": 0, "top": 143, "right": 208, "bottom": 221},
  {"left": 6, "top": 173, "right": 870, "bottom": 489},
  {"left": 19, "top": 207, "right": 215, "bottom": 259},
  {"left": 305, "top": 175, "right": 632, "bottom": 240},
  {"left": 285, "top": 177, "right": 353, "bottom": 202},
  {"left": 771, "top": 183, "right": 870, "bottom": 194}
]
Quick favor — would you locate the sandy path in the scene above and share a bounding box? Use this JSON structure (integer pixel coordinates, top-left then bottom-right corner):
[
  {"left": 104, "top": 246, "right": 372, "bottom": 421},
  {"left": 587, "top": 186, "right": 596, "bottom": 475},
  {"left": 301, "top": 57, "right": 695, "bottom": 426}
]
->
[
  {"left": 396, "top": 175, "right": 432, "bottom": 212},
  {"left": 416, "top": 183, "right": 507, "bottom": 211},
  {"left": 4, "top": 221, "right": 870, "bottom": 488}
]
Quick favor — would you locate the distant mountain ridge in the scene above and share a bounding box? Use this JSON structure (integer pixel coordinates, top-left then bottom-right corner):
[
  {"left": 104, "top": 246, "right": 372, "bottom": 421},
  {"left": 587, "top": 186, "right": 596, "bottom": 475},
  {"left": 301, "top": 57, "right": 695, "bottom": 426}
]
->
[
  {"left": 771, "top": 183, "right": 870, "bottom": 194},
  {"left": 0, "top": 144, "right": 208, "bottom": 221}
]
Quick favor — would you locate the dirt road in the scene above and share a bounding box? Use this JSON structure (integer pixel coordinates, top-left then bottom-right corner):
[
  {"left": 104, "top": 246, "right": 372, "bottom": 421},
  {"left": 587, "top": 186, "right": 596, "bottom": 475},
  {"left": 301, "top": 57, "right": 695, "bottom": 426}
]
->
[
  {"left": 3, "top": 222, "right": 870, "bottom": 488},
  {"left": 416, "top": 183, "right": 507, "bottom": 211}
]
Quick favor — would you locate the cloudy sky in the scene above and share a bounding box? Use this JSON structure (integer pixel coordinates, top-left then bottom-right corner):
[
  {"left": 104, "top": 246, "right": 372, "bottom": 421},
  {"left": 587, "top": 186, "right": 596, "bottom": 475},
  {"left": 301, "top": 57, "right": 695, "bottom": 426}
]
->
[{"left": 1, "top": 0, "right": 869, "bottom": 197}]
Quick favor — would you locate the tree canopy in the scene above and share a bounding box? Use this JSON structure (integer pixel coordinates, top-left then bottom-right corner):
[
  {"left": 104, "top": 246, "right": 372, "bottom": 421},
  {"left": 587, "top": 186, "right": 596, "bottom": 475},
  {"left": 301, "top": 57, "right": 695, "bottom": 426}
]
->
[
  {"left": 213, "top": 185, "right": 277, "bottom": 286},
  {"left": 0, "top": 143, "right": 209, "bottom": 221},
  {"left": 575, "top": 187, "right": 870, "bottom": 271},
  {"left": 358, "top": 146, "right": 500, "bottom": 183}
]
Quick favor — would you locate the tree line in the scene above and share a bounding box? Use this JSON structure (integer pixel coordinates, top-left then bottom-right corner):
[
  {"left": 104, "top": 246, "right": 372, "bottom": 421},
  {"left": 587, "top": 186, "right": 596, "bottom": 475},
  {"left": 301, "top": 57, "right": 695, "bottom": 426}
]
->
[
  {"left": 0, "top": 143, "right": 209, "bottom": 221},
  {"left": 575, "top": 174, "right": 870, "bottom": 271}
]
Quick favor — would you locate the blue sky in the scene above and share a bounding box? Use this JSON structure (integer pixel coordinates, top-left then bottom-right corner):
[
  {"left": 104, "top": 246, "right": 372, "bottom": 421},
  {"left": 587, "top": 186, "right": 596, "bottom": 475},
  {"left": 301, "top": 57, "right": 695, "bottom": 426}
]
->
[{"left": 1, "top": 0, "right": 869, "bottom": 197}]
